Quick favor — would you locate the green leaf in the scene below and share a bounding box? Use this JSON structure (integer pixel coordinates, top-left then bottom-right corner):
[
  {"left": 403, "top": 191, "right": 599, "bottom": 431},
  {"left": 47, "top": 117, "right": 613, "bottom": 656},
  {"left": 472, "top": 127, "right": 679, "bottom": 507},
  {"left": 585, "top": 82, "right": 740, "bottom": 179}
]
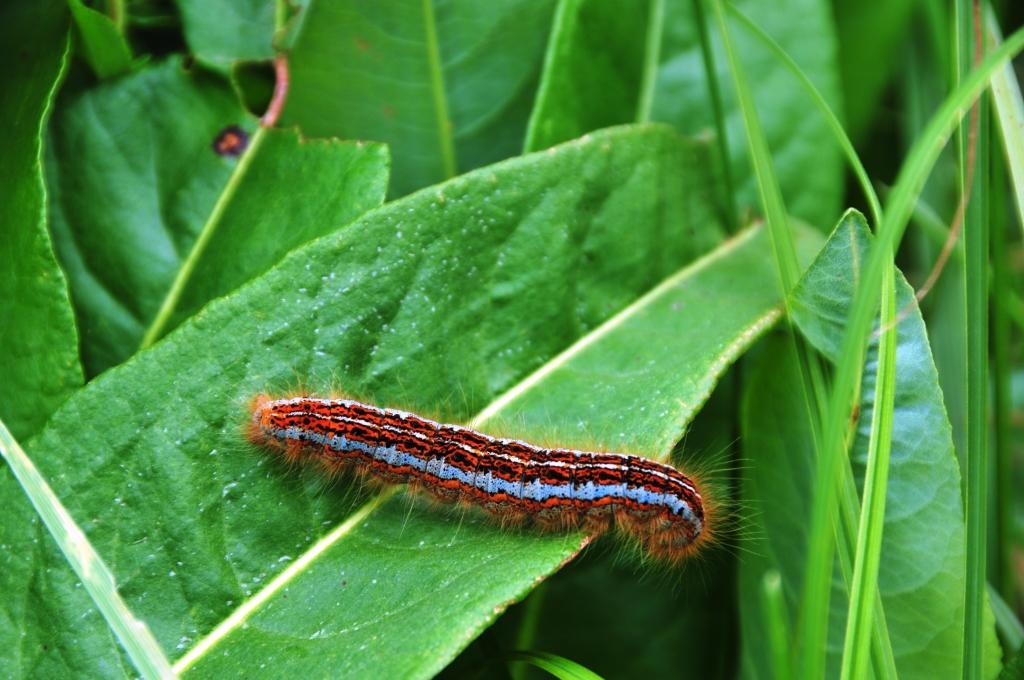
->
[
  {"left": 477, "top": 224, "right": 822, "bottom": 458},
  {"left": 179, "top": 225, "right": 819, "bottom": 679},
  {"left": 740, "top": 211, "right": 1001, "bottom": 679},
  {"left": 67, "top": 0, "right": 132, "bottom": 78},
  {"left": 9, "top": 124, "right": 724, "bottom": 677},
  {"left": 0, "top": 0, "right": 83, "bottom": 441},
  {"left": 175, "top": 0, "right": 276, "bottom": 69},
  {"left": 46, "top": 57, "right": 389, "bottom": 375},
  {"left": 150, "top": 129, "right": 390, "bottom": 346},
  {"left": 524, "top": 0, "right": 650, "bottom": 151},
  {"left": 652, "top": 0, "right": 843, "bottom": 228},
  {"left": 280, "top": 0, "right": 555, "bottom": 196}
]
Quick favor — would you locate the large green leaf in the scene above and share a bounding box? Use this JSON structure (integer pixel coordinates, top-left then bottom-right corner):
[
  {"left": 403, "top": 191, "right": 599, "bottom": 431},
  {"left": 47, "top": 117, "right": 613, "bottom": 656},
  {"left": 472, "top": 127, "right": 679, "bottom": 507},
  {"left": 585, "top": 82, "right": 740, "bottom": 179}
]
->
[
  {"left": 180, "top": 220, "right": 819, "bottom": 679},
  {"left": 47, "top": 57, "right": 389, "bottom": 374},
  {"left": 175, "top": 0, "right": 276, "bottom": 69},
  {"left": 651, "top": 0, "right": 843, "bottom": 228},
  {"left": 0, "top": 0, "right": 82, "bottom": 441},
  {"left": 280, "top": 0, "right": 555, "bottom": 197},
  {"left": 6, "top": 125, "right": 722, "bottom": 677},
  {"left": 524, "top": 0, "right": 649, "bottom": 151},
  {"left": 740, "top": 211, "right": 1000, "bottom": 679}
]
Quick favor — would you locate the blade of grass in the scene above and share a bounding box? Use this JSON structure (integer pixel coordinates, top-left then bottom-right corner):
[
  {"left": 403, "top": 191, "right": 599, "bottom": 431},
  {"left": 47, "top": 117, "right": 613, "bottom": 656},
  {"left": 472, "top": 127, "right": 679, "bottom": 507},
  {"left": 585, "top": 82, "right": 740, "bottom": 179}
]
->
[
  {"left": 988, "top": 583, "right": 1024, "bottom": 650},
  {"left": 986, "top": 6, "right": 1021, "bottom": 610},
  {"left": 0, "top": 420, "right": 174, "bottom": 679},
  {"left": 713, "top": 3, "right": 899, "bottom": 677},
  {"left": 761, "top": 571, "right": 793, "bottom": 680},
  {"left": 508, "top": 651, "right": 604, "bottom": 680},
  {"left": 421, "top": 0, "right": 456, "bottom": 181},
  {"left": 956, "top": 2, "right": 989, "bottom": 677},
  {"left": 903, "top": 189, "right": 967, "bottom": 261},
  {"left": 635, "top": 0, "right": 664, "bottom": 124},
  {"left": 510, "top": 584, "right": 549, "bottom": 680},
  {"left": 839, "top": 257, "right": 897, "bottom": 680},
  {"left": 719, "top": 8, "right": 902, "bottom": 674},
  {"left": 986, "top": 10, "right": 1024, "bottom": 234},
  {"left": 711, "top": 0, "right": 799, "bottom": 291},
  {"left": 690, "top": 0, "right": 738, "bottom": 231},
  {"left": 990, "top": 105, "right": 1014, "bottom": 608},
  {"left": 801, "top": 18, "right": 1024, "bottom": 680},
  {"left": 725, "top": 2, "right": 881, "bottom": 229}
]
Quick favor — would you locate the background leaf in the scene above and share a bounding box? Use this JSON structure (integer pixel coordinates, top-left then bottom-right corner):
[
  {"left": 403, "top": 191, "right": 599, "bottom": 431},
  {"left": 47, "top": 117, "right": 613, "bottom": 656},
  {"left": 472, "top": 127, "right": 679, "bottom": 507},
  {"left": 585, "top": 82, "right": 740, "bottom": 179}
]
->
[
  {"left": 280, "top": 0, "right": 555, "bottom": 197},
  {"left": 160, "top": 129, "right": 390, "bottom": 341},
  {"left": 175, "top": 0, "right": 276, "bottom": 69},
  {"left": 740, "top": 212, "right": 1001, "bottom": 679},
  {"left": 524, "top": 0, "right": 650, "bottom": 151},
  {"left": 0, "top": 0, "right": 82, "bottom": 441},
  {"left": 47, "top": 57, "right": 389, "bottom": 374},
  {"left": 652, "top": 0, "right": 843, "bottom": 228},
  {"left": 67, "top": 0, "right": 132, "bottom": 79},
  {"left": 8, "top": 125, "right": 722, "bottom": 677}
]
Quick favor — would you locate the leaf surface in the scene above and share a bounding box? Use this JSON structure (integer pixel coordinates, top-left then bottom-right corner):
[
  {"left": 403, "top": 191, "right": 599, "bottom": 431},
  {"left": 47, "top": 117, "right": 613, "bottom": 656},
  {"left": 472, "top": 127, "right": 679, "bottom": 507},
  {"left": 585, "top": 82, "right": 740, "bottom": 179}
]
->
[
  {"left": 67, "top": 0, "right": 132, "bottom": 78},
  {"left": 183, "top": 222, "right": 821, "bottom": 679},
  {"left": 46, "top": 58, "right": 389, "bottom": 374},
  {"left": 740, "top": 211, "right": 1000, "bottom": 679},
  {"left": 280, "top": 0, "right": 555, "bottom": 196},
  {"left": 175, "top": 0, "right": 276, "bottom": 68},
  {"left": 524, "top": 0, "right": 649, "bottom": 151},
  {"left": 10, "top": 125, "right": 723, "bottom": 677},
  {"left": 652, "top": 0, "right": 842, "bottom": 227},
  {"left": 0, "top": 0, "right": 82, "bottom": 440}
]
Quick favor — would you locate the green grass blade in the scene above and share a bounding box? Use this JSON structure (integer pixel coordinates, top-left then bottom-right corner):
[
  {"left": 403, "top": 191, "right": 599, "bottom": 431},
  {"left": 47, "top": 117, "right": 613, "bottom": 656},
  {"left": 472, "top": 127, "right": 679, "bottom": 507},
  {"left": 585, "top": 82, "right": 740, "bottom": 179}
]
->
[
  {"left": 636, "top": 0, "right": 664, "bottom": 123},
  {"left": 986, "top": 5, "right": 1021, "bottom": 611},
  {"left": 988, "top": 583, "right": 1024, "bottom": 650},
  {"left": 710, "top": 0, "right": 799, "bottom": 292},
  {"left": 987, "top": 10, "right": 1024, "bottom": 235},
  {"left": 712, "top": 5, "right": 903, "bottom": 678},
  {"left": 719, "top": 4, "right": 906, "bottom": 675},
  {"left": 0, "top": 420, "right": 174, "bottom": 679},
  {"left": 510, "top": 584, "right": 549, "bottom": 680},
  {"left": 725, "top": 1, "right": 882, "bottom": 229},
  {"left": 421, "top": 0, "right": 456, "bottom": 180},
  {"left": 691, "top": 0, "right": 738, "bottom": 230},
  {"left": 957, "top": 2, "right": 990, "bottom": 676},
  {"left": 761, "top": 571, "right": 793, "bottom": 680},
  {"left": 839, "top": 254, "right": 897, "bottom": 680},
  {"left": 801, "top": 21, "right": 1024, "bottom": 680},
  {"left": 508, "top": 651, "right": 604, "bottom": 680}
]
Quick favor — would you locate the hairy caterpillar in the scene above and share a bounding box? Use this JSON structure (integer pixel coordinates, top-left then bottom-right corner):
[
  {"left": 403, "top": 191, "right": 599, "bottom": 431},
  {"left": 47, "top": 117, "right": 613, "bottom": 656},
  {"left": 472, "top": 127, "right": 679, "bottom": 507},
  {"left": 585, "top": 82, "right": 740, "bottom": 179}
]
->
[{"left": 249, "top": 395, "right": 710, "bottom": 563}]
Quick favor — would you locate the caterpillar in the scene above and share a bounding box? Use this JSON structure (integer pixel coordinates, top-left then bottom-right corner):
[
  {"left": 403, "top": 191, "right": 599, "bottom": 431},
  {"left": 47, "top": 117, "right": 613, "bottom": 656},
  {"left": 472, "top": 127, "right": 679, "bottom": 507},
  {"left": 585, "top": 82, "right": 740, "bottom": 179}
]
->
[{"left": 248, "top": 394, "right": 710, "bottom": 563}]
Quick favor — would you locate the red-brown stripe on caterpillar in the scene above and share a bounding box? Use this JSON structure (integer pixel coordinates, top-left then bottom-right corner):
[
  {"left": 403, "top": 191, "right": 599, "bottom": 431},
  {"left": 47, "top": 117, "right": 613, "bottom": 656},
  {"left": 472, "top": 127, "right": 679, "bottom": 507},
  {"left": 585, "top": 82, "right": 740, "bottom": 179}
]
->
[{"left": 248, "top": 394, "right": 712, "bottom": 564}]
